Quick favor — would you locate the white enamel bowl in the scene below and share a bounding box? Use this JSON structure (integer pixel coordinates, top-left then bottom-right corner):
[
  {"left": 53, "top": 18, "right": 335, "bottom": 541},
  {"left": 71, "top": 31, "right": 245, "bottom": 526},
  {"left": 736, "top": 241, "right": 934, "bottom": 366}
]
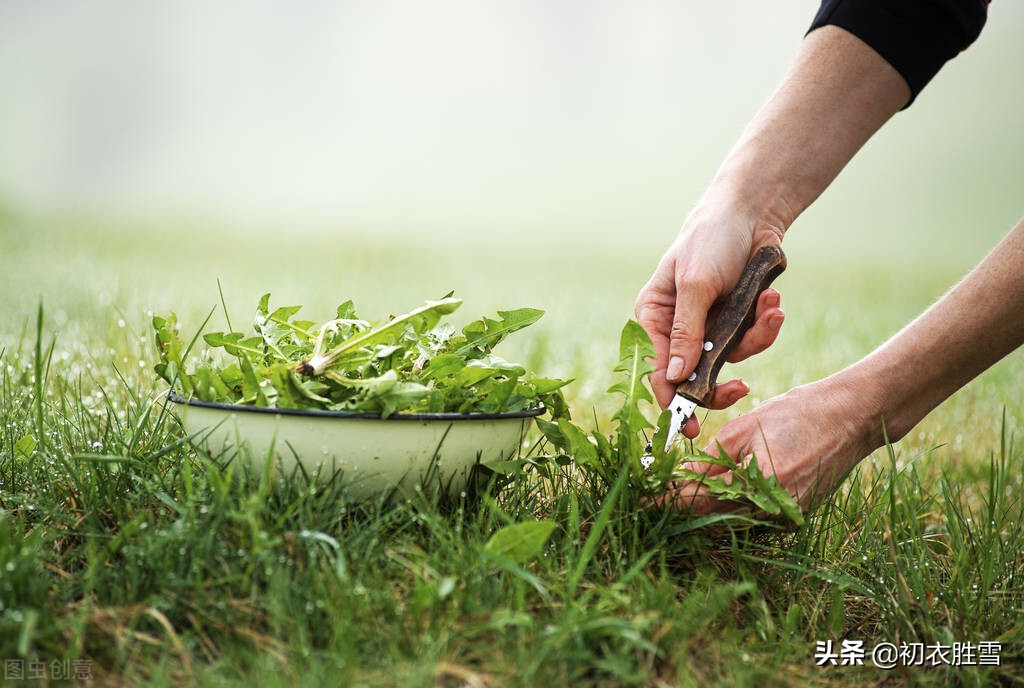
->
[{"left": 169, "top": 394, "right": 541, "bottom": 499}]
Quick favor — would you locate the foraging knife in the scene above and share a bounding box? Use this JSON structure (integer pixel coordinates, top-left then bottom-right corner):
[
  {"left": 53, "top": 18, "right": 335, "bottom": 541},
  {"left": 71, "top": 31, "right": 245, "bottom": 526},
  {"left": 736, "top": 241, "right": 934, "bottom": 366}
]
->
[{"left": 660, "top": 245, "right": 787, "bottom": 453}]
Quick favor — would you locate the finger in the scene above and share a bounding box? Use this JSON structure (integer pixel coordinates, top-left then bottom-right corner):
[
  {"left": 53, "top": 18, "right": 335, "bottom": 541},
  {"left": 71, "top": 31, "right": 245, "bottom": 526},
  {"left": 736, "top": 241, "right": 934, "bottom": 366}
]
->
[
  {"left": 649, "top": 367, "right": 677, "bottom": 409},
  {"left": 703, "top": 379, "right": 750, "bottom": 410},
  {"left": 653, "top": 480, "right": 721, "bottom": 513},
  {"left": 676, "top": 379, "right": 748, "bottom": 445},
  {"left": 680, "top": 412, "right": 701, "bottom": 439},
  {"left": 635, "top": 292, "right": 676, "bottom": 408},
  {"left": 666, "top": 273, "right": 718, "bottom": 384},
  {"left": 726, "top": 289, "right": 785, "bottom": 363},
  {"left": 655, "top": 479, "right": 742, "bottom": 514}
]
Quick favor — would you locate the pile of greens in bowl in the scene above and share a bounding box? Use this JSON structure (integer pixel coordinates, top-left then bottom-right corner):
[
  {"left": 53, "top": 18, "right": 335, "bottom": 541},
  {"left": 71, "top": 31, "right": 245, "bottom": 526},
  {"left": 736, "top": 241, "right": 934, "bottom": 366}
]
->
[{"left": 153, "top": 294, "right": 570, "bottom": 419}]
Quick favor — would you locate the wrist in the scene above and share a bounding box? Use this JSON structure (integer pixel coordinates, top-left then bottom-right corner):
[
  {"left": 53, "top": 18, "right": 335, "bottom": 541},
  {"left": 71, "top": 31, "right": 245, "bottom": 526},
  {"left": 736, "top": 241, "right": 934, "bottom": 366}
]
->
[
  {"left": 697, "top": 158, "right": 797, "bottom": 244},
  {"left": 806, "top": 372, "right": 882, "bottom": 470},
  {"left": 829, "top": 356, "right": 918, "bottom": 454}
]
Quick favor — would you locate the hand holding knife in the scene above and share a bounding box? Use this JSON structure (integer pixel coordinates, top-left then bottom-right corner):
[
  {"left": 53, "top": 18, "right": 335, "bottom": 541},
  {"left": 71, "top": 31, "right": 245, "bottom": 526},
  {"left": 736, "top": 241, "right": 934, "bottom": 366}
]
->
[{"left": 660, "top": 245, "right": 788, "bottom": 452}]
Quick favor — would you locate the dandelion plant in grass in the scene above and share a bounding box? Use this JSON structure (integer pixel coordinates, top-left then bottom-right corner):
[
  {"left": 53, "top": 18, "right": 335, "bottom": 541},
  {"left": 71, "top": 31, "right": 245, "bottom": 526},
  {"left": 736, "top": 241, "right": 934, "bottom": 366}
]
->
[{"left": 532, "top": 320, "right": 805, "bottom": 526}]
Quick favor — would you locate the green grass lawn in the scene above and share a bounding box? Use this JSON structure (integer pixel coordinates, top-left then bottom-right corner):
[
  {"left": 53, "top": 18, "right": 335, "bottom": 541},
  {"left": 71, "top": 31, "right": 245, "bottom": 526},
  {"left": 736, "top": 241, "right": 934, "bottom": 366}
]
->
[{"left": 1, "top": 214, "right": 1022, "bottom": 686}]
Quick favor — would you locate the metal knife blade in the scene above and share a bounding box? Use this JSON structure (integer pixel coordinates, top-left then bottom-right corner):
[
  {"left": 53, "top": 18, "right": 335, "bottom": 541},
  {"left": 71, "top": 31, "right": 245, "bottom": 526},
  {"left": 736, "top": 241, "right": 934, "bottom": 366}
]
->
[{"left": 662, "top": 393, "right": 698, "bottom": 452}]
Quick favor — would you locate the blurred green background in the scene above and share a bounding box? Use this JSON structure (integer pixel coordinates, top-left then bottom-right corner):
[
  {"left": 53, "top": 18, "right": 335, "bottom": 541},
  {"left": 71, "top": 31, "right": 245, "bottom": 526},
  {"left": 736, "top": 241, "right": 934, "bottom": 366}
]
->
[{"left": 1, "top": 1, "right": 1022, "bottom": 456}]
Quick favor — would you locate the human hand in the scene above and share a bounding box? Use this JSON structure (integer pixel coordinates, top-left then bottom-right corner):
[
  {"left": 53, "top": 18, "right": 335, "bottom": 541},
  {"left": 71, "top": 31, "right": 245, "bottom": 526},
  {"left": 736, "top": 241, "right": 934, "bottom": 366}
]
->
[
  {"left": 635, "top": 210, "right": 787, "bottom": 436},
  {"left": 659, "top": 375, "right": 876, "bottom": 514}
]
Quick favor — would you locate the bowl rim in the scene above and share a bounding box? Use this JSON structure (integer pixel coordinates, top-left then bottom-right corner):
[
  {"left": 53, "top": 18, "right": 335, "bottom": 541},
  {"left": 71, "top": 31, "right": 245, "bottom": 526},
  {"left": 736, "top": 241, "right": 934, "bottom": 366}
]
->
[{"left": 167, "top": 392, "right": 546, "bottom": 421}]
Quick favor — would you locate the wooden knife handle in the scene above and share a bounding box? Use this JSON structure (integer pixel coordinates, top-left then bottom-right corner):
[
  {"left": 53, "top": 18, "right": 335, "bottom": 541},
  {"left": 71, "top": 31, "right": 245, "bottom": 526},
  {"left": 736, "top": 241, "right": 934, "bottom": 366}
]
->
[{"left": 674, "top": 245, "right": 787, "bottom": 406}]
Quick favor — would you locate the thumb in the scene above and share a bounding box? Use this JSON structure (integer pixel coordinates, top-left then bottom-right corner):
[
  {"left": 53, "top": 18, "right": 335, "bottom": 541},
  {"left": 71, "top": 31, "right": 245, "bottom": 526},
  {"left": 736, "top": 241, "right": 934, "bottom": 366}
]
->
[{"left": 666, "top": 279, "right": 717, "bottom": 383}]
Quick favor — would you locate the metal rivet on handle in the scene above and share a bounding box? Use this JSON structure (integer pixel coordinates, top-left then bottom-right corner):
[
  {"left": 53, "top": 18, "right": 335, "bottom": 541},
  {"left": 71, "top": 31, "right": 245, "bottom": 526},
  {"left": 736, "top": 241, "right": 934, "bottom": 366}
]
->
[
  {"left": 703, "top": 341, "right": 713, "bottom": 351},
  {"left": 688, "top": 372, "right": 696, "bottom": 381}
]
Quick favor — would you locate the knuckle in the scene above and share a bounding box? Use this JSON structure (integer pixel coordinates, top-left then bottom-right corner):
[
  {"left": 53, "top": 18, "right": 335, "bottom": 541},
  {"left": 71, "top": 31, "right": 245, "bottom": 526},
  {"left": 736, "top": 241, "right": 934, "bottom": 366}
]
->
[
  {"left": 669, "top": 321, "right": 699, "bottom": 347},
  {"left": 676, "top": 267, "right": 719, "bottom": 295},
  {"left": 747, "top": 326, "right": 772, "bottom": 349},
  {"left": 633, "top": 296, "right": 650, "bottom": 320}
]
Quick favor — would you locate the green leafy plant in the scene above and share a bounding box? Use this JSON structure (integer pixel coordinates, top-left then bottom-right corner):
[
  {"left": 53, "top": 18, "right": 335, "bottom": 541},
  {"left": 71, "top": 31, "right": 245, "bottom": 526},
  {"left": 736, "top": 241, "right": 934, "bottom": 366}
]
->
[
  {"left": 153, "top": 294, "right": 571, "bottom": 419},
  {"left": 538, "top": 320, "right": 804, "bottom": 526},
  {"left": 484, "top": 520, "right": 557, "bottom": 564},
  {"left": 153, "top": 292, "right": 800, "bottom": 523}
]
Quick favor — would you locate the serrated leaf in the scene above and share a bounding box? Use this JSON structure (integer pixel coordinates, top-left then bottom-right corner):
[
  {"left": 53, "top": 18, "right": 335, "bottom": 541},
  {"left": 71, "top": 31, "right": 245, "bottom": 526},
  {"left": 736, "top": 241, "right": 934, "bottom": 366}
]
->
[
  {"left": 456, "top": 308, "right": 544, "bottom": 356},
  {"left": 204, "top": 331, "right": 264, "bottom": 358},
  {"left": 336, "top": 300, "right": 357, "bottom": 319},
  {"left": 252, "top": 296, "right": 304, "bottom": 361},
  {"left": 616, "top": 320, "right": 656, "bottom": 370},
  {"left": 760, "top": 472, "right": 804, "bottom": 526},
  {"left": 607, "top": 320, "right": 657, "bottom": 465}
]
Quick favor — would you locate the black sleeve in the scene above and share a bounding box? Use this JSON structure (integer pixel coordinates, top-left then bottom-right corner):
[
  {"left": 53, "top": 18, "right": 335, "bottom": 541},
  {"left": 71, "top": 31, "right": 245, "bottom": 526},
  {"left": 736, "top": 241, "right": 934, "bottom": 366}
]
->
[{"left": 808, "top": 0, "right": 990, "bottom": 107}]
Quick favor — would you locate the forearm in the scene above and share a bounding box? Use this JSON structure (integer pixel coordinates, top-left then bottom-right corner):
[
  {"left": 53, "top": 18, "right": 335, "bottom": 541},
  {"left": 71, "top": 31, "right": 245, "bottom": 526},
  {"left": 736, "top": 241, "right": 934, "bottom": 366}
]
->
[
  {"left": 848, "top": 220, "right": 1024, "bottom": 446},
  {"left": 697, "top": 26, "right": 911, "bottom": 235}
]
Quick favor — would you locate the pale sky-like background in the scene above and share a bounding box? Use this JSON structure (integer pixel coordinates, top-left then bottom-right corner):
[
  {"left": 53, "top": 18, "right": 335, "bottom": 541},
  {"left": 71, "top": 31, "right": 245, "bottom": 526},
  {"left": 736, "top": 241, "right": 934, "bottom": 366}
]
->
[
  {"left": 1, "top": 1, "right": 1023, "bottom": 436},
  {"left": 2, "top": 1, "right": 1021, "bottom": 254}
]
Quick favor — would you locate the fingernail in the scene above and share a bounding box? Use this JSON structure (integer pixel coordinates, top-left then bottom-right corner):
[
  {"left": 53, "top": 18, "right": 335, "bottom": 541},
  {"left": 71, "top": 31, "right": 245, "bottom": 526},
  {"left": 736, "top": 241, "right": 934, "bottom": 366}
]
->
[
  {"left": 768, "top": 313, "right": 784, "bottom": 330},
  {"left": 766, "top": 291, "right": 780, "bottom": 308},
  {"left": 667, "top": 356, "right": 684, "bottom": 381}
]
